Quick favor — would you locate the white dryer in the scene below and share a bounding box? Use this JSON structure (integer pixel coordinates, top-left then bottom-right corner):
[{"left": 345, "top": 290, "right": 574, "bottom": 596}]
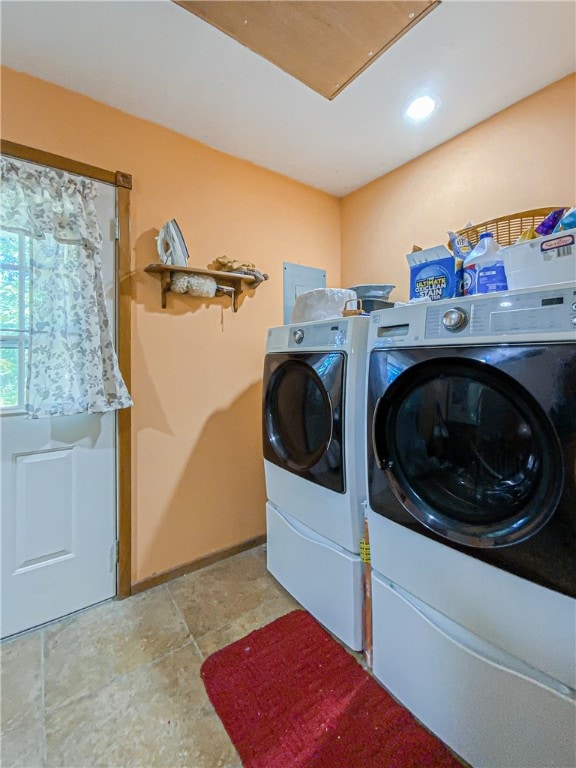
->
[
  {"left": 262, "top": 316, "right": 369, "bottom": 650},
  {"left": 366, "top": 283, "right": 576, "bottom": 768}
]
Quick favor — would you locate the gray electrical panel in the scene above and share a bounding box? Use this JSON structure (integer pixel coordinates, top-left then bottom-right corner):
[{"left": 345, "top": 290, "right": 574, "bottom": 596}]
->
[{"left": 283, "top": 262, "right": 326, "bottom": 325}]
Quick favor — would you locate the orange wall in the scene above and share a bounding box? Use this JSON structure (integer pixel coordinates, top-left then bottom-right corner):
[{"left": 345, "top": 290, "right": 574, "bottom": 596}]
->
[
  {"left": 341, "top": 74, "right": 576, "bottom": 302},
  {"left": 0, "top": 67, "right": 341, "bottom": 583}
]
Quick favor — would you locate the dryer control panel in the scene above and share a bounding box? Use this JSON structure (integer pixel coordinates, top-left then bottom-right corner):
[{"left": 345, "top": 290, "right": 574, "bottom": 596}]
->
[
  {"left": 288, "top": 321, "right": 347, "bottom": 348},
  {"left": 267, "top": 315, "right": 369, "bottom": 353}
]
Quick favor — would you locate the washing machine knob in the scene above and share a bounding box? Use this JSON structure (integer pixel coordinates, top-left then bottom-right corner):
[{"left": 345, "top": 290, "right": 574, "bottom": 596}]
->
[
  {"left": 442, "top": 307, "right": 468, "bottom": 332},
  {"left": 293, "top": 328, "right": 305, "bottom": 344}
]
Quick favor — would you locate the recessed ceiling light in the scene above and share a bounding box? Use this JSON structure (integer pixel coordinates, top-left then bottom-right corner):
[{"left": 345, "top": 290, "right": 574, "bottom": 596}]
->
[{"left": 404, "top": 94, "right": 439, "bottom": 123}]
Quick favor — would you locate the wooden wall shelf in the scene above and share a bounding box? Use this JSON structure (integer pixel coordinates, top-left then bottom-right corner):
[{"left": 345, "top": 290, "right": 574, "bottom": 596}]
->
[{"left": 144, "top": 263, "right": 259, "bottom": 311}]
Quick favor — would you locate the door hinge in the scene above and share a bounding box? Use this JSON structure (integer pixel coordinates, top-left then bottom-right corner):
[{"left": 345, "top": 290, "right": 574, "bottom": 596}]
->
[
  {"left": 109, "top": 217, "right": 119, "bottom": 241},
  {"left": 110, "top": 540, "right": 119, "bottom": 571}
]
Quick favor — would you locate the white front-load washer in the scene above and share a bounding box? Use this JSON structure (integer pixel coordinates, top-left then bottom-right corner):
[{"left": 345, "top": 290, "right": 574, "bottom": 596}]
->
[
  {"left": 366, "top": 283, "right": 576, "bottom": 768},
  {"left": 262, "top": 316, "right": 369, "bottom": 650}
]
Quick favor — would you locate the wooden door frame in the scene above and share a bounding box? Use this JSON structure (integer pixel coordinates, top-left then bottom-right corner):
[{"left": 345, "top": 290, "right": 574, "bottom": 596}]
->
[{"left": 1, "top": 140, "right": 133, "bottom": 598}]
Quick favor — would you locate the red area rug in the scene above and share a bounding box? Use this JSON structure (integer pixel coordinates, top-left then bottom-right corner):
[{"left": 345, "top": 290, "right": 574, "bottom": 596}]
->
[{"left": 201, "top": 610, "right": 462, "bottom": 768}]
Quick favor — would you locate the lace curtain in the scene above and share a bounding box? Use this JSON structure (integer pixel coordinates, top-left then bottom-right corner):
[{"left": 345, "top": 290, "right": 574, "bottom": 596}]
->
[{"left": 0, "top": 156, "right": 133, "bottom": 417}]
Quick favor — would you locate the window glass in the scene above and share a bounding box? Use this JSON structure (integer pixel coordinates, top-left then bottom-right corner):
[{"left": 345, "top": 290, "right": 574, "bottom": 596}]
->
[
  {"left": 0, "top": 230, "right": 30, "bottom": 411},
  {"left": 0, "top": 231, "right": 18, "bottom": 266},
  {"left": 0, "top": 343, "right": 19, "bottom": 408}
]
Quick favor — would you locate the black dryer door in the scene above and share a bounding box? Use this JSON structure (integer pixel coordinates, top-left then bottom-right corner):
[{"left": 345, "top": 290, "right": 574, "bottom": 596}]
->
[
  {"left": 263, "top": 352, "right": 345, "bottom": 492},
  {"left": 370, "top": 351, "right": 566, "bottom": 548}
]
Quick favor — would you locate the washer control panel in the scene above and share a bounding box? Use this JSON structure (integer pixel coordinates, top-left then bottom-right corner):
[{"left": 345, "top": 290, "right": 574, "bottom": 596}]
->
[
  {"left": 370, "top": 283, "right": 576, "bottom": 348},
  {"left": 425, "top": 284, "right": 576, "bottom": 340}
]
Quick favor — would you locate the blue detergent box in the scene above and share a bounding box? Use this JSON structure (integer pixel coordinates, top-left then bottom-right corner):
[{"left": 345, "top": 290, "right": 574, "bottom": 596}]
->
[{"left": 407, "top": 245, "right": 464, "bottom": 301}]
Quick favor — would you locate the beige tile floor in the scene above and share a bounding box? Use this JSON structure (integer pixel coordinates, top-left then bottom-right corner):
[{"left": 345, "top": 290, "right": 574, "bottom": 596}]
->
[{"left": 0, "top": 545, "right": 301, "bottom": 768}]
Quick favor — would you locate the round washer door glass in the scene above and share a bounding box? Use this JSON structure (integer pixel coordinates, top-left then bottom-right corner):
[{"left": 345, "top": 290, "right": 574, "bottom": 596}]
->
[
  {"left": 266, "top": 360, "right": 333, "bottom": 471},
  {"left": 374, "top": 360, "right": 563, "bottom": 547}
]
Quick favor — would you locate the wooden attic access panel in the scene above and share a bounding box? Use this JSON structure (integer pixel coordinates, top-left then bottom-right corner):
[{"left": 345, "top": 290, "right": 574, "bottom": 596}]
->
[{"left": 175, "top": 1, "right": 440, "bottom": 100}]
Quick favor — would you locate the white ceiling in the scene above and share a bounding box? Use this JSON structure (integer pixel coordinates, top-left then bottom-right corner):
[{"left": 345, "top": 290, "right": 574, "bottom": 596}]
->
[{"left": 1, "top": 0, "right": 575, "bottom": 197}]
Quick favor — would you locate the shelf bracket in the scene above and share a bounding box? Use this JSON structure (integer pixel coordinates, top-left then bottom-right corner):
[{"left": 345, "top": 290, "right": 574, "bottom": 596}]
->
[
  {"left": 160, "top": 271, "right": 171, "bottom": 309},
  {"left": 217, "top": 284, "right": 237, "bottom": 312}
]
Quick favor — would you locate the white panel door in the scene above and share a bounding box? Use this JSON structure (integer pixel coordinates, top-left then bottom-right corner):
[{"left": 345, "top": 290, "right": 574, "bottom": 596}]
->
[{"left": 0, "top": 179, "right": 118, "bottom": 638}]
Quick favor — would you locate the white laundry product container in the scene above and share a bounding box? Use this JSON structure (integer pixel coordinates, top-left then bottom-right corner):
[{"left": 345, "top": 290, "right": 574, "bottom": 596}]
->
[
  {"left": 463, "top": 232, "right": 508, "bottom": 295},
  {"left": 501, "top": 227, "right": 576, "bottom": 290}
]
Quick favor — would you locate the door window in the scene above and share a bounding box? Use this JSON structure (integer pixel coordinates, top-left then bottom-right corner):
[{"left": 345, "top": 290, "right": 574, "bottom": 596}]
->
[{"left": 373, "top": 360, "right": 563, "bottom": 546}]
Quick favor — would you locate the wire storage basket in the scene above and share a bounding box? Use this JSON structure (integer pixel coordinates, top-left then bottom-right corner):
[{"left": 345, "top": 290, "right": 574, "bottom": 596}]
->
[{"left": 456, "top": 207, "right": 567, "bottom": 247}]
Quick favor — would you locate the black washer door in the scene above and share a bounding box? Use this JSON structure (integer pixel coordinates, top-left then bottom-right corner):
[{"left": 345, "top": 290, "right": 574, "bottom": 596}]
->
[
  {"left": 263, "top": 352, "right": 345, "bottom": 492},
  {"left": 372, "top": 358, "right": 564, "bottom": 547}
]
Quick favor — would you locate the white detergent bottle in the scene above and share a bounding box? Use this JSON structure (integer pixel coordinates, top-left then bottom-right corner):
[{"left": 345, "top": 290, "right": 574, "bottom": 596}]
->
[{"left": 463, "top": 232, "right": 508, "bottom": 295}]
